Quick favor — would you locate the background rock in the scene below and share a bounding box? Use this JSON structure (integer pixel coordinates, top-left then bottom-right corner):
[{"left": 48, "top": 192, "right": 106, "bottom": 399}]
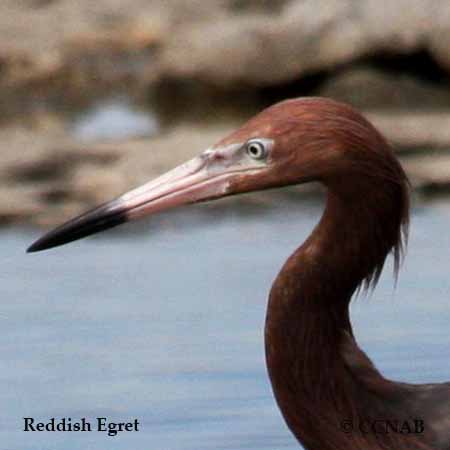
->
[
  {"left": 1, "top": 0, "right": 450, "bottom": 226},
  {"left": 368, "top": 112, "right": 450, "bottom": 150},
  {"left": 1, "top": 0, "right": 450, "bottom": 96},
  {"left": 317, "top": 67, "right": 450, "bottom": 110}
]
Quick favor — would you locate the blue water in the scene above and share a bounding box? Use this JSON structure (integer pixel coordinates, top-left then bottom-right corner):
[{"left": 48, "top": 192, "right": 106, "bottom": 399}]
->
[
  {"left": 71, "top": 98, "right": 159, "bottom": 142},
  {"left": 2, "top": 198, "right": 450, "bottom": 450}
]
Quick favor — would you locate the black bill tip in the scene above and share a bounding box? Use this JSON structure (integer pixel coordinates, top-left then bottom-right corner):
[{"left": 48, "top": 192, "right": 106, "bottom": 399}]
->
[{"left": 27, "top": 202, "right": 128, "bottom": 253}]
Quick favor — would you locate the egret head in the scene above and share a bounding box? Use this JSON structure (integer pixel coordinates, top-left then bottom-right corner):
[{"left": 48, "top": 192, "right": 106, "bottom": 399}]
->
[{"left": 27, "top": 97, "right": 408, "bottom": 254}]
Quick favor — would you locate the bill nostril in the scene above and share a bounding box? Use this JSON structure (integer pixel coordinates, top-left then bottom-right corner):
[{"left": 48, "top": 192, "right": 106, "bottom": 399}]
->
[{"left": 212, "top": 152, "right": 226, "bottom": 161}]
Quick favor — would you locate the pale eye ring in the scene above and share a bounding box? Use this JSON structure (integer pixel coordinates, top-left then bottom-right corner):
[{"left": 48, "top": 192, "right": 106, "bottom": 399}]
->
[{"left": 246, "top": 140, "right": 267, "bottom": 160}]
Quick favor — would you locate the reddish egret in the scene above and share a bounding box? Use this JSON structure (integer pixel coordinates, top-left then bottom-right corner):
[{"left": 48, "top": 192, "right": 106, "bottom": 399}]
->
[{"left": 28, "top": 98, "right": 450, "bottom": 449}]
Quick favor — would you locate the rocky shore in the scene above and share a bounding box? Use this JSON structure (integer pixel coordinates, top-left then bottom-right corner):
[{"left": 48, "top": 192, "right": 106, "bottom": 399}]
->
[{"left": 1, "top": 0, "right": 450, "bottom": 226}]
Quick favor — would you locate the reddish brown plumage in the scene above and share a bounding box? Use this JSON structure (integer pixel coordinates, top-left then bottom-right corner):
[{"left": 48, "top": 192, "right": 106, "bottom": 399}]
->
[{"left": 251, "top": 99, "right": 447, "bottom": 450}]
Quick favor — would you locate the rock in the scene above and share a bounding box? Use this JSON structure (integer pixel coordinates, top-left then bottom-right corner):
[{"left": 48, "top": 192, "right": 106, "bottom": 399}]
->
[
  {"left": 0, "top": 186, "right": 41, "bottom": 224},
  {"left": 1, "top": 0, "right": 450, "bottom": 227},
  {"left": 0, "top": 120, "right": 234, "bottom": 226},
  {"left": 1, "top": 0, "right": 450, "bottom": 100},
  {"left": 160, "top": 0, "right": 450, "bottom": 86},
  {"left": 429, "top": 3, "right": 450, "bottom": 72},
  {"left": 317, "top": 67, "right": 450, "bottom": 110},
  {"left": 1, "top": 111, "right": 449, "bottom": 227},
  {"left": 402, "top": 155, "right": 450, "bottom": 192},
  {"left": 0, "top": 0, "right": 168, "bottom": 118},
  {"left": 0, "top": 121, "right": 122, "bottom": 225},
  {"left": 367, "top": 112, "right": 450, "bottom": 150}
]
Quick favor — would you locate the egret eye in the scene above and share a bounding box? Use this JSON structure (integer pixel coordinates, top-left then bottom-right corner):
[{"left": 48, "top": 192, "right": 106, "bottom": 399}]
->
[{"left": 246, "top": 140, "right": 267, "bottom": 160}]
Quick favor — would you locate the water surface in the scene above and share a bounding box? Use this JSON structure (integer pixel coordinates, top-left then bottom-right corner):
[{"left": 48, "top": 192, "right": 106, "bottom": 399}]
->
[
  {"left": 2, "top": 198, "right": 450, "bottom": 450},
  {"left": 71, "top": 98, "right": 159, "bottom": 142}
]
